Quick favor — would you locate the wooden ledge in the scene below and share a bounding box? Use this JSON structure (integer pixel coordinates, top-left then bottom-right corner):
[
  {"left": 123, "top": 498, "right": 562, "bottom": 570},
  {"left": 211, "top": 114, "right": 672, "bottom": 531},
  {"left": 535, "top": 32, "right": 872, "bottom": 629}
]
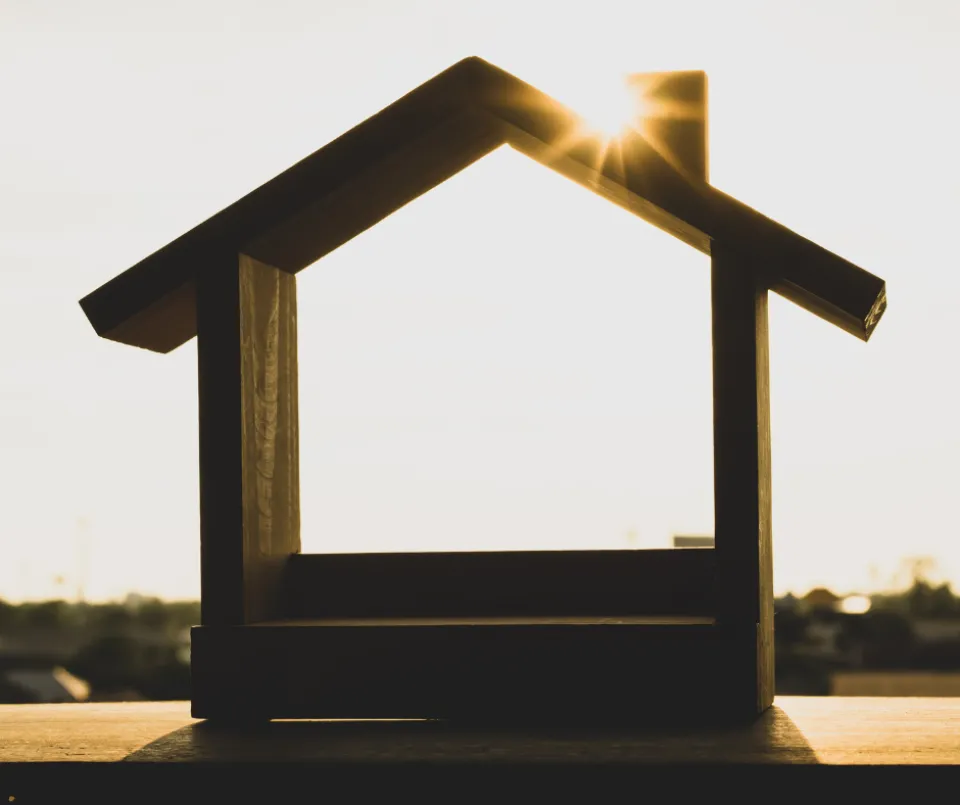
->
[
  {"left": 4, "top": 699, "right": 960, "bottom": 802},
  {"left": 3, "top": 698, "right": 960, "bottom": 766}
]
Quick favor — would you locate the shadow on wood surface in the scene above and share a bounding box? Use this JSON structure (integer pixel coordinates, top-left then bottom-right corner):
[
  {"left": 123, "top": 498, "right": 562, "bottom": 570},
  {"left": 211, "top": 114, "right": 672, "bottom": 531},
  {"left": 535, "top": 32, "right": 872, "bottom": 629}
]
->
[{"left": 122, "top": 705, "right": 818, "bottom": 764}]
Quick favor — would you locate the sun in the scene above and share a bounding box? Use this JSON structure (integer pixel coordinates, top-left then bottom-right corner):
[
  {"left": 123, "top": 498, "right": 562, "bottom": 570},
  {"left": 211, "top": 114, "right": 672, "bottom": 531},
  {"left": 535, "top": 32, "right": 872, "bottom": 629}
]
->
[
  {"left": 530, "top": 70, "right": 702, "bottom": 179},
  {"left": 574, "top": 76, "right": 651, "bottom": 140}
]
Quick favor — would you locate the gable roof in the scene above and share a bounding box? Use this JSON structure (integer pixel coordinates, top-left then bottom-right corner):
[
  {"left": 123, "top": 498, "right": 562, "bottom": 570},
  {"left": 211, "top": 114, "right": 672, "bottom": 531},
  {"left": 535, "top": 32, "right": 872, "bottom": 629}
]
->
[{"left": 79, "top": 57, "right": 887, "bottom": 353}]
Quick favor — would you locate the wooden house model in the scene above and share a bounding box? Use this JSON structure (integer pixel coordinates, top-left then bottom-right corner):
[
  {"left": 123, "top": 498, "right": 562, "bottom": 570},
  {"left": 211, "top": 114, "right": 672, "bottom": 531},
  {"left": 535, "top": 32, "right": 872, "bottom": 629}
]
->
[{"left": 80, "top": 57, "right": 887, "bottom": 723}]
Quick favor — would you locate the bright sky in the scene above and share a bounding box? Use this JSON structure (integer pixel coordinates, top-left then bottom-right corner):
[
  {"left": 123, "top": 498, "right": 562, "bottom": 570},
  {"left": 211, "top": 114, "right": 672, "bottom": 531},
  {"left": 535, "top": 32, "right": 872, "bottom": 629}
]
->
[{"left": 1, "top": 0, "right": 958, "bottom": 602}]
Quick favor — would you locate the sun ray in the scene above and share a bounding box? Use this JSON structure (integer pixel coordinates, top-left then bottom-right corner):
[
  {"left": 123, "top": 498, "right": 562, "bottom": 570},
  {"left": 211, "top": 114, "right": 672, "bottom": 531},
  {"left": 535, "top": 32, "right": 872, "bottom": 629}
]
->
[
  {"left": 624, "top": 73, "right": 707, "bottom": 180},
  {"left": 499, "top": 70, "right": 706, "bottom": 193}
]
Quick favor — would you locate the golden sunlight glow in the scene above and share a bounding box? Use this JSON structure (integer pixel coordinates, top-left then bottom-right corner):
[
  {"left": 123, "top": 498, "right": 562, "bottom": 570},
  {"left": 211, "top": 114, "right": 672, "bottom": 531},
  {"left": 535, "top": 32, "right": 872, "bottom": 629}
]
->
[
  {"left": 544, "top": 71, "right": 704, "bottom": 181},
  {"left": 535, "top": 72, "right": 660, "bottom": 181},
  {"left": 574, "top": 76, "right": 651, "bottom": 140},
  {"left": 840, "top": 595, "right": 872, "bottom": 615}
]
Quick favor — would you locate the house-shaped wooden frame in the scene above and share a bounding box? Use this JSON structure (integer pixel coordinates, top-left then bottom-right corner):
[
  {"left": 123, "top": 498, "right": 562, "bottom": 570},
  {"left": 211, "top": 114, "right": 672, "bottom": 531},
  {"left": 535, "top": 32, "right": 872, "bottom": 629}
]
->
[{"left": 80, "top": 57, "right": 887, "bottom": 723}]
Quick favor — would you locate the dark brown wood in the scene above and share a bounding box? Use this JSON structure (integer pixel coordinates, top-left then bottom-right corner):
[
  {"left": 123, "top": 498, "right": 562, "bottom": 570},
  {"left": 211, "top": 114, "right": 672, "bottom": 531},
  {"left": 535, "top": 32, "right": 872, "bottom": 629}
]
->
[
  {"left": 196, "top": 254, "right": 300, "bottom": 626},
  {"left": 263, "top": 615, "right": 716, "bottom": 626},
  {"left": 282, "top": 549, "right": 716, "bottom": 619},
  {"left": 191, "top": 619, "right": 728, "bottom": 722},
  {"left": 78, "top": 56, "right": 888, "bottom": 728},
  {"left": 78, "top": 59, "right": 481, "bottom": 353},
  {"left": 502, "top": 123, "right": 884, "bottom": 342},
  {"left": 80, "top": 57, "right": 886, "bottom": 353},
  {"left": 105, "top": 278, "right": 198, "bottom": 354},
  {"left": 244, "top": 110, "right": 504, "bottom": 274},
  {"left": 461, "top": 61, "right": 884, "bottom": 342},
  {"left": 710, "top": 243, "right": 774, "bottom": 714}
]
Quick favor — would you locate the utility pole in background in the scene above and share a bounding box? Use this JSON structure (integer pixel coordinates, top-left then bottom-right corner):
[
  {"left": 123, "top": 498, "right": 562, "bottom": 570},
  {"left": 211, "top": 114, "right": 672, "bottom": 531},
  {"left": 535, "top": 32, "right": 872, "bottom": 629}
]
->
[{"left": 75, "top": 517, "right": 92, "bottom": 604}]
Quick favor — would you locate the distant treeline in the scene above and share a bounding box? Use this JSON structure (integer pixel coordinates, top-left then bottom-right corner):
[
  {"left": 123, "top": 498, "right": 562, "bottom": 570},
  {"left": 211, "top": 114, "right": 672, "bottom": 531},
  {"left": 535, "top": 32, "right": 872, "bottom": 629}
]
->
[
  {"left": 0, "top": 597, "right": 200, "bottom": 701},
  {"left": 1, "top": 579, "right": 959, "bottom": 702},
  {"left": 869, "top": 579, "right": 960, "bottom": 619},
  {"left": 0, "top": 597, "right": 200, "bottom": 636},
  {"left": 776, "top": 579, "right": 960, "bottom": 695}
]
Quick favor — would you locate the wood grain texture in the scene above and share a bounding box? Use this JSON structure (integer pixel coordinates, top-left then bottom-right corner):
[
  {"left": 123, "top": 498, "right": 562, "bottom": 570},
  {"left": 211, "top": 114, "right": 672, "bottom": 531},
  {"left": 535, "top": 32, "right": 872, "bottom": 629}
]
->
[
  {"left": 4, "top": 698, "right": 960, "bottom": 765},
  {"left": 281, "top": 549, "right": 717, "bottom": 619},
  {"left": 196, "top": 254, "right": 300, "bottom": 626},
  {"left": 80, "top": 57, "right": 886, "bottom": 353},
  {"left": 710, "top": 243, "right": 774, "bottom": 714},
  {"left": 0, "top": 702, "right": 193, "bottom": 763}
]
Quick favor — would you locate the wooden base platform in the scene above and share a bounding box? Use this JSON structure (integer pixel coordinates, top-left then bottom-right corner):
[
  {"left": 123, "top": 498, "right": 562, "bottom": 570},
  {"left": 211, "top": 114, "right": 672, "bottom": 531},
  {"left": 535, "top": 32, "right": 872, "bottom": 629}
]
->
[
  {"left": 3, "top": 698, "right": 959, "bottom": 804},
  {"left": 191, "top": 615, "right": 764, "bottom": 723}
]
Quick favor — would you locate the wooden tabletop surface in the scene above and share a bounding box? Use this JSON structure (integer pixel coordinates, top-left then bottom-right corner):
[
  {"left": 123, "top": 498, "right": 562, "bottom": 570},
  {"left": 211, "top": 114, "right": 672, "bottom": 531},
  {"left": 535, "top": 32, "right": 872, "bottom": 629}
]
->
[
  {"left": 2, "top": 697, "right": 960, "bottom": 766},
  {"left": 4, "top": 698, "right": 960, "bottom": 802}
]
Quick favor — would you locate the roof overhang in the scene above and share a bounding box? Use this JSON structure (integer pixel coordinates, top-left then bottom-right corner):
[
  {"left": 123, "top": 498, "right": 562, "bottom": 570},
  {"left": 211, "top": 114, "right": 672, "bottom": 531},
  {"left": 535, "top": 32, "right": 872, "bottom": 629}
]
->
[{"left": 80, "top": 57, "right": 886, "bottom": 353}]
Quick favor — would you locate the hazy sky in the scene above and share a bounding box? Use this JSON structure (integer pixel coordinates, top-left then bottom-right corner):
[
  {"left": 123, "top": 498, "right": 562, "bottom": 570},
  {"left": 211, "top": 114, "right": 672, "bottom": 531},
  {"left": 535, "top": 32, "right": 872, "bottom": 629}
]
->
[{"left": 1, "top": 0, "right": 958, "bottom": 601}]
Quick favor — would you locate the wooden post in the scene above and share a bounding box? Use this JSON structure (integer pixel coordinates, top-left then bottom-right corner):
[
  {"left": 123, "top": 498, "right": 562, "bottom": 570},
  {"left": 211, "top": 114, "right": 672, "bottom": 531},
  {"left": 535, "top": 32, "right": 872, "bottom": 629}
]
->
[
  {"left": 196, "top": 253, "right": 301, "bottom": 626},
  {"left": 711, "top": 243, "right": 775, "bottom": 713}
]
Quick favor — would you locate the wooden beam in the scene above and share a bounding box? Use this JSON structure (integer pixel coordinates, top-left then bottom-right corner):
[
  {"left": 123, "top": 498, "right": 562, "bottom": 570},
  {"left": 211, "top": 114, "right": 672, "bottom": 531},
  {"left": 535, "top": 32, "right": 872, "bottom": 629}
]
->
[
  {"left": 80, "top": 57, "right": 886, "bottom": 353},
  {"left": 468, "top": 60, "right": 883, "bottom": 341},
  {"left": 78, "top": 58, "right": 483, "bottom": 353},
  {"left": 196, "top": 254, "right": 300, "bottom": 625},
  {"left": 98, "top": 277, "right": 198, "bottom": 354},
  {"left": 243, "top": 110, "right": 505, "bottom": 272},
  {"left": 710, "top": 243, "right": 774, "bottom": 714},
  {"left": 191, "top": 618, "right": 727, "bottom": 722},
  {"left": 503, "top": 120, "right": 884, "bottom": 342},
  {"left": 282, "top": 549, "right": 717, "bottom": 619}
]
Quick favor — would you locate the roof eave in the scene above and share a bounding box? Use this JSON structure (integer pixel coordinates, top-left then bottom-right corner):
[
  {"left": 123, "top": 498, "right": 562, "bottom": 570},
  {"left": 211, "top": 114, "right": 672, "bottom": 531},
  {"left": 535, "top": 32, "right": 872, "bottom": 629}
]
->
[
  {"left": 472, "top": 64, "right": 885, "bottom": 342},
  {"left": 80, "top": 56, "right": 887, "bottom": 352}
]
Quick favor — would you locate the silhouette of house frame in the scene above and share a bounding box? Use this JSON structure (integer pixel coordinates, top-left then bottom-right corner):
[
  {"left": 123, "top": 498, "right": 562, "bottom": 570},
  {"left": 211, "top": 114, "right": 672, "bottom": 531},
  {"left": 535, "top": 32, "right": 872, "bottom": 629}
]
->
[{"left": 80, "top": 57, "right": 887, "bottom": 723}]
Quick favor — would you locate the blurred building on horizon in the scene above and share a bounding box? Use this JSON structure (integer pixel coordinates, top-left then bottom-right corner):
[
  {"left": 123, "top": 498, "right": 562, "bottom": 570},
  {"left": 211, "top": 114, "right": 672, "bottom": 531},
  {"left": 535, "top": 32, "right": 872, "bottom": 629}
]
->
[{"left": 672, "top": 535, "right": 714, "bottom": 548}]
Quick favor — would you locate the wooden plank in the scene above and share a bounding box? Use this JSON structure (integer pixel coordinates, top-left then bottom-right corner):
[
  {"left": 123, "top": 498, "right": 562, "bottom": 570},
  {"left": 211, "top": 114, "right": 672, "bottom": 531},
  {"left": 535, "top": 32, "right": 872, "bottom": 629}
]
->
[
  {"left": 191, "top": 620, "right": 726, "bottom": 722},
  {"left": 82, "top": 112, "right": 501, "bottom": 355},
  {"left": 258, "top": 615, "right": 716, "bottom": 627},
  {"left": 708, "top": 184, "right": 886, "bottom": 342},
  {"left": 78, "top": 58, "right": 483, "bottom": 353},
  {"left": 502, "top": 121, "right": 884, "bottom": 342},
  {"left": 709, "top": 243, "right": 774, "bottom": 714},
  {"left": 472, "top": 61, "right": 885, "bottom": 341},
  {"left": 102, "top": 278, "right": 198, "bottom": 354},
  {"left": 281, "top": 549, "right": 716, "bottom": 619},
  {"left": 196, "top": 254, "right": 300, "bottom": 626},
  {"left": 243, "top": 110, "right": 505, "bottom": 272},
  {"left": 6, "top": 698, "right": 960, "bottom": 765},
  {"left": 80, "top": 57, "right": 886, "bottom": 353}
]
